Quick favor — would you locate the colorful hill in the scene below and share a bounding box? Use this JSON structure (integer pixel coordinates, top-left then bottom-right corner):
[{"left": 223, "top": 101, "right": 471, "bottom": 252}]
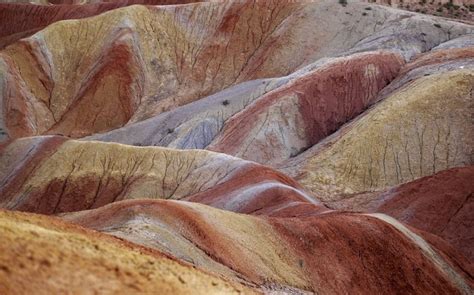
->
[{"left": 0, "top": 0, "right": 473, "bottom": 293}]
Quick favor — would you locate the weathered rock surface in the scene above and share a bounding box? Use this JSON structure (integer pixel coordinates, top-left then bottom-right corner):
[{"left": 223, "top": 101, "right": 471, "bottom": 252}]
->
[
  {"left": 282, "top": 69, "right": 473, "bottom": 200},
  {"left": 1, "top": 0, "right": 473, "bottom": 293},
  {"left": 87, "top": 78, "right": 288, "bottom": 149},
  {"left": 90, "top": 50, "right": 404, "bottom": 166},
  {"left": 0, "top": 209, "right": 252, "bottom": 294},
  {"left": 0, "top": 1, "right": 201, "bottom": 49},
  {"left": 328, "top": 166, "right": 474, "bottom": 262},
  {"left": 207, "top": 51, "right": 403, "bottom": 165},
  {"left": 62, "top": 199, "right": 474, "bottom": 294},
  {"left": 0, "top": 136, "right": 322, "bottom": 215},
  {"left": 1, "top": 0, "right": 472, "bottom": 140}
]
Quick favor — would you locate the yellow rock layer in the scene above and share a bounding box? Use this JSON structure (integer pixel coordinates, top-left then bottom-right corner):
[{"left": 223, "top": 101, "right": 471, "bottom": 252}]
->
[
  {"left": 1, "top": 138, "right": 245, "bottom": 212},
  {"left": 293, "top": 70, "right": 474, "bottom": 201},
  {"left": 0, "top": 209, "right": 253, "bottom": 294}
]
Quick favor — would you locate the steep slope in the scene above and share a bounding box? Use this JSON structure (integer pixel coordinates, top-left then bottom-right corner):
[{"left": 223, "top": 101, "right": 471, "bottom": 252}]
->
[
  {"left": 282, "top": 69, "right": 473, "bottom": 200},
  {"left": 62, "top": 199, "right": 474, "bottom": 294},
  {"left": 88, "top": 44, "right": 474, "bottom": 169},
  {"left": 207, "top": 51, "right": 403, "bottom": 165},
  {"left": 328, "top": 166, "right": 474, "bottom": 261},
  {"left": 0, "top": 136, "right": 322, "bottom": 215},
  {"left": 85, "top": 32, "right": 473, "bottom": 168},
  {"left": 87, "top": 78, "right": 288, "bottom": 148},
  {"left": 0, "top": 209, "right": 252, "bottom": 294},
  {"left": 89, "top": 50, "right": 404, "bottom": 165},
  {"left": 1, "top": 0, "right": 471, "bottom": 140},
  {"left": 0, "top": 1, "right": 473, "bottom": 293}
]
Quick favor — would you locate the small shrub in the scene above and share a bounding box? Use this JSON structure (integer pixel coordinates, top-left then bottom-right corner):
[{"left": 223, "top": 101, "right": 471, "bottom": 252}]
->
[
  {"left": 365, "top": 7, "right": 372, "bottom": 10},
  {"left": 433, "top": 23, "right": 442, "bottom": 28},
  {"left": 443, "top": 2, "right": 453, "bottom": 10},
  {"left": 167, "top": 128, "right": 174, "bottom": 134},
  {"left": 362, "top": 12, "right": 368, "bottom": 16},
  {"left": 339, "top": 0, "right": 348, "bottom": 7},
  {"left": 222, "top": 100, "right": 230, "bottom": 106}
]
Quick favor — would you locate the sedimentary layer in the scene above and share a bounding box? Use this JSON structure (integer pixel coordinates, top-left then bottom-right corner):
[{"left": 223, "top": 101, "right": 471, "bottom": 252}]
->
[
  {"left": 328, "top": 166, "right": 474, "bottom": 261},
  {"left": 1, "top": 0, "right": 471, "bottom": 140},
  {"left": 62, "top": 199, "right": 474, "bottom": 294},
  {"left": 0, "top": 136, "right": 322, "bottom": 214},
  {"left": 282, "top": 69, "right": 473, "bottom": 200}
]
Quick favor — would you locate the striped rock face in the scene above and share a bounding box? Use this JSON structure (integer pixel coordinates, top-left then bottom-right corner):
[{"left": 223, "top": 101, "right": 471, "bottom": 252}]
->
[
  {"left": 1, "top": 0, "right": 472, "bottom": 140},
  {"left": 1, "top": 0, "right": 473, "bottom": 294},
  {"left": 283, "top": 69, "right": 473, "bottom": 199},
  {"left": 327, "top": 166, "right": 474, "bottom": 262},
  {"left": 62, "top": 199, "right": 473, "bottom": 294},
  {"left": 0, "top": 136, "right": 323, "bottom": 215},
  {"left": 207, "top": 51, "right": 404, "bottom": 165}
]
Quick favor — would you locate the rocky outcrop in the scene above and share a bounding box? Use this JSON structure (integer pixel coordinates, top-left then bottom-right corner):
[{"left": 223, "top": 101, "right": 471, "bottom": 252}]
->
[{"left": 361, "top": 0, "right": 474, "bottom": 21}]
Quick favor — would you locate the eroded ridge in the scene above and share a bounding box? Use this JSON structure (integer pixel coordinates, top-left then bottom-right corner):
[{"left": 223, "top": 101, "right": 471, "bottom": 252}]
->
[
  {"left": 283, "top": 69, "right": 473, "bottom": 199},
  {"left": 62, "top": 199, "right": 474, "bottom": 294},
  {"left": 0, "top": 136, "right": 322, "bottom": 214},
  {"left": 1, "top": 0, "right": 471, "bottom": 140},
  {"left": 0, "top": 1, "right": 473, "bottom": 294},
  {"left": 328, "top": 166, "right": 474, "bottom": 261}
]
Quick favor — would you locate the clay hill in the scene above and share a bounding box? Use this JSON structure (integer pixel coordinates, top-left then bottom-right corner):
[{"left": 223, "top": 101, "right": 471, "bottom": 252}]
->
[{"left": 0, "top": 0, "right": 473, "bottom": 294}]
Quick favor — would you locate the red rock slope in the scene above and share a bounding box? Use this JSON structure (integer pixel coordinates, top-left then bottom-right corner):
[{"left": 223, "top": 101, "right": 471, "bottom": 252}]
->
[
  {"left": 207, "top": 51, "right": 404, "bottom": 165},
  {"left": 281, "top": 67, "right": 473, "bottom": 200},
  {"left": 1, "top": 0, "right": 471, "bottom": 140},
  {"left": 329, "top": 166, "right": 474, "bottom": 261},
  {"left": 62, "top": 199, "right": 474, "bottom": 294}
]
